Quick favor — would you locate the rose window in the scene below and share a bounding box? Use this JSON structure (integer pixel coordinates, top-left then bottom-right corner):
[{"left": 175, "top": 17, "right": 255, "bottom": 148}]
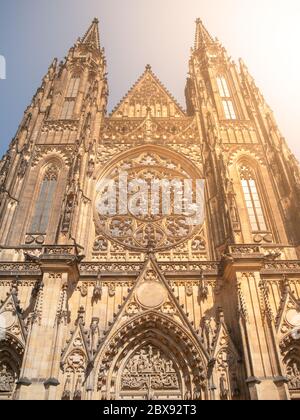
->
[{"left": 95, "top": 150, "right": 204, "bottom": 252}]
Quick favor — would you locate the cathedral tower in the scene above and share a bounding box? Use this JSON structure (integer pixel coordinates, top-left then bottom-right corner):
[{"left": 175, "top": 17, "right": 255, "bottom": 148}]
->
[{"left": 0, "top": 18, "right": 300, "bottom": 401}]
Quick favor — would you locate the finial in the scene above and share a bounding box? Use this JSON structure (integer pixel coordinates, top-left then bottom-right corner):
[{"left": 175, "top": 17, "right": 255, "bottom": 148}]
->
[
  {"left": 93, "top": 18, "right": 99, "bottom": 24},
  {"left": 145, "top": 64, "right": 152, "bottom": 71},
  {"left": 196, "top": 18, "right": 202, "bottom": 24}
]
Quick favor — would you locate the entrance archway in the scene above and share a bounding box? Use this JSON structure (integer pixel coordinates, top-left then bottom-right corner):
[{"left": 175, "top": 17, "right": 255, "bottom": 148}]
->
[{"left": 95, "top": 312, "right": 209, "bottom": 400}]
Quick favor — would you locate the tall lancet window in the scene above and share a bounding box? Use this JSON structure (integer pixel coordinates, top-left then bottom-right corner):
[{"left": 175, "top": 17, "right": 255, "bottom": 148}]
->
[
  {"left": 239, "top": 165, "right": 267, "bottom": 232},
  {"left": 29, "top": 164, "right": 59, "bottom": 234},
  {"left": 67, "top": 77, "right": 80, "bottom": 98},
  {"left": 61, "top": 77, "right": 80, "bottom": 120},
  {"left": 216, "top": 76, "right": 237, "bottom": 120}
]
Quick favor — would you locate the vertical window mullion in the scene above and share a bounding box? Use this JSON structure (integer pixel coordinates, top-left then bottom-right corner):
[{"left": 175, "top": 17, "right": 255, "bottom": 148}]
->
[
  {"left": 250, "top": 182, "right": 267, "bottom": 231},
  {"left": 37, "top": 180, "right": 50, "bottom": 232},
  {"left": 40, "top": 180, "right": 56, "bottom": 233},
  {"left": 240, "top": 168, "right": 267, "bottom": 233},
  {"left": 248, "top": 180, "right": 260, "bottom": 231},
  {"left": 30, "top": 181, "right": 47, "bottom": 233},
  {"left": 217, "top": 76, "right": 237, "bottom": 120},
  {"left": 29, "top": 166, "right": 58, "bottom": 235}
]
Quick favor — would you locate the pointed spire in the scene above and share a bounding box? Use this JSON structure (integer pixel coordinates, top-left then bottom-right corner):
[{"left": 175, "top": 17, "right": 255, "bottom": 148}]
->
[
  {"left": 81, "top": 18, "right": 101, "bottom": 50},
  {"left": 194, "top": 18, "right": 214, "bottom": 50}
]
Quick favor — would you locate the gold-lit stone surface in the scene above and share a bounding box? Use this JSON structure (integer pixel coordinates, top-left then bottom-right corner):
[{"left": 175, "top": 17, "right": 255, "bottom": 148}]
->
[
  {"left": 0, "top": 18, "right": 300, "bottom": 401},
  {"left": 136, "top": 282, "right": 167, "bottom": 308},
  {"left": 286, "top": 310, "right": 300, "bottom": 327}
]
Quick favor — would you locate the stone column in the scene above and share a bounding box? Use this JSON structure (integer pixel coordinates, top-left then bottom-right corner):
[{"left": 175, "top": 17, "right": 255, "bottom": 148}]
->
[
  {"left": 222, "top": 251, "right": 290, "bottom": 400},
  {"left": 17, "top": 246, "right": 80, "bottom": 400}
]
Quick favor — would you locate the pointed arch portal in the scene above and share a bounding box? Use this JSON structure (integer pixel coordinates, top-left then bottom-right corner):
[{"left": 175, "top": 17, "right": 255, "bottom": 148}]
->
[{"left": 96, "top": 311, "right": 209, "bottom": 401}]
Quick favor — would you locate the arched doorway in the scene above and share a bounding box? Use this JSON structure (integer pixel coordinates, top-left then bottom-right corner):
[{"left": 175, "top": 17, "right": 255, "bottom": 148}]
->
[
  {"left": 0, "top": 334, "right": 24, "bottom": 400},
  {"left": 96, "top": 312, "right": 209, "bottom": 401}
]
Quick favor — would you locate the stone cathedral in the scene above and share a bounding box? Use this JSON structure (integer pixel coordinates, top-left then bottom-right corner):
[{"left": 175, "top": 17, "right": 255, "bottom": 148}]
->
[{"left": 0, "top": 18, "right": 300, "bottom": 401}]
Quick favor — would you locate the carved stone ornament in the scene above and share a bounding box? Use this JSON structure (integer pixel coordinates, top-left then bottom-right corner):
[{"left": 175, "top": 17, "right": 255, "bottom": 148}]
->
[
  {"left": 0, "top": 363, "right": 15, "bottom": 393},
  {"left": 287, "top": 361, "right": 300, "bottom": 390},
  {"left": 121, "top": 345, "right": 180, "bottom": 392},
  {"left": 135, "top": 282, "right": 167, "bottom": 309},
  {"left": 80, "top": 284, "right": 88, "bottom": 298},
  {"left": 94, "top": 149, "right": 204, "bottom": 252}
]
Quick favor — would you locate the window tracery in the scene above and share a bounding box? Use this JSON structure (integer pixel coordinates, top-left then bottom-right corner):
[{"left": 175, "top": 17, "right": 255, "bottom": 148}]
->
[
  {"left": 29, "top": 164, "right": 59, "bottom": 235},
  {"left": 216, "top": 76, "right": 236, "bottom": 120},
  {"left": 95, "top": 151, "right": 204, "bottom": 252},
  {"left": 239, "top": 165, "right": 267, "bottom": 232}
]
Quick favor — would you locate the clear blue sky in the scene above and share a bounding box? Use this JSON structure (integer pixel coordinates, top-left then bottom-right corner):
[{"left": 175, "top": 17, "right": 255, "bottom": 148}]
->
[{"left": 0, "top": 0, "right": 299, "bottom": 159}]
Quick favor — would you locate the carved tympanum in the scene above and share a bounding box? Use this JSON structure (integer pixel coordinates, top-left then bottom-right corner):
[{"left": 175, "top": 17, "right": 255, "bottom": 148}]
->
[{"left": 121, "top": 345, "right": 180, "bottom": 392}]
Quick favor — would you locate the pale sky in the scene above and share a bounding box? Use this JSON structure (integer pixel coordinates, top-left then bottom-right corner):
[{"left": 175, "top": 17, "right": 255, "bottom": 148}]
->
[{"left": 0, "top": 0, "right": 299, "bottom": 159}]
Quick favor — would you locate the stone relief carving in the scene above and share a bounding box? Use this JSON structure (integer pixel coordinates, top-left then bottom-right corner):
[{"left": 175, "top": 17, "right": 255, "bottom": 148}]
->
[
  {"left": 200, "top": 317, "right": 214, "bottom": 354},
  {"left": 121, "top": 345, "right": 179, "bottom": 392},
  {"left": 286, "top": 361, "right": 300, "bottom": 390},
  {"left": 94, "top": 150, "right": 204, "bottom": 252},
  {"left": 0, "top": 363, "right": 15, "bottom": 393}
]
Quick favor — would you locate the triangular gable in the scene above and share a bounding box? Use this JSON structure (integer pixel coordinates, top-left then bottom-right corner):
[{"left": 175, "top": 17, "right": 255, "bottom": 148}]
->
[
  {"left": 61, "top": 310, "right": 93, "bottom": 369},
  {"left": 95, "top": 255, "right": 208, "bottom": 359},
  {"left": 111, "top": 65, "right": 186, "bottom": 118},
  {"left": 0, "top": 292, "right": 27, "bottom": 346},
  {"left": 212, "top": 310, "right": 240, "bottom": 360}
]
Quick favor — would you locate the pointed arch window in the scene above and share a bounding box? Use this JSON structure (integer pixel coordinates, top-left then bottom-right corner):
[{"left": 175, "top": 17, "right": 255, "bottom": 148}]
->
[
  {"left": 29, "top": 164, "right": 59, "bottom": 234},
  {"left": 216, "top": 76, "right": 237, "bottom": 120},
  {"left": 239, "top": 165, "right": 267, "bottom": 232}
]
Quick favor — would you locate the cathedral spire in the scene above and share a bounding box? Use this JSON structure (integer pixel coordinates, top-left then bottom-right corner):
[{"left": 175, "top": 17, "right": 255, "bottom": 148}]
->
[
  {"left": 194, "top": 18, "right": 214, "bottom": 50},
  {"left": 80, "top": 18, "right": 101, "bottom": 50}
]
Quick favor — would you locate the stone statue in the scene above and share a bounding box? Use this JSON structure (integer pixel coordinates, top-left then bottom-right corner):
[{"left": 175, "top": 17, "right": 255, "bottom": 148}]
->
[
  {"left": 0, "top": 364, "right": 14, "bottom": 392},
  {"left": 220, "top": 374, "right": 229, "bottom": 400},
  {"left": 90, "top": 318, "right": 100, "bottom": 354},
  {"left": 201, "top": 317, "right": 213, "bottom": 352}
]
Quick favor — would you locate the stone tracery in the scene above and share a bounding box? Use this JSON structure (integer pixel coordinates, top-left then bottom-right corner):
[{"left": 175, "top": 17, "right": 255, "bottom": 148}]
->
[
  {"left": 94, "top": 149, "right": 204, "bottom": 253},
  {"left": 121, "top": 344, "right": 180, "bottom": 394}
]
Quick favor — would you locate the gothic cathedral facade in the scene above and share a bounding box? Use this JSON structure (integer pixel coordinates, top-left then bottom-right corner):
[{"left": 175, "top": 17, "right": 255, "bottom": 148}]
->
[{"left": 0, "top": 19, "right": 300, "bottom": 401}]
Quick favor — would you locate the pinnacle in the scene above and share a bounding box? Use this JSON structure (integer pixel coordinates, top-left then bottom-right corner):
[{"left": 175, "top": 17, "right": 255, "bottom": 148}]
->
[
  {"left": 195, "top": 18, "right": 214, "bottom": 49},
  {"left": 81, "top": 18, "right": 101, "bottom": 50}
]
